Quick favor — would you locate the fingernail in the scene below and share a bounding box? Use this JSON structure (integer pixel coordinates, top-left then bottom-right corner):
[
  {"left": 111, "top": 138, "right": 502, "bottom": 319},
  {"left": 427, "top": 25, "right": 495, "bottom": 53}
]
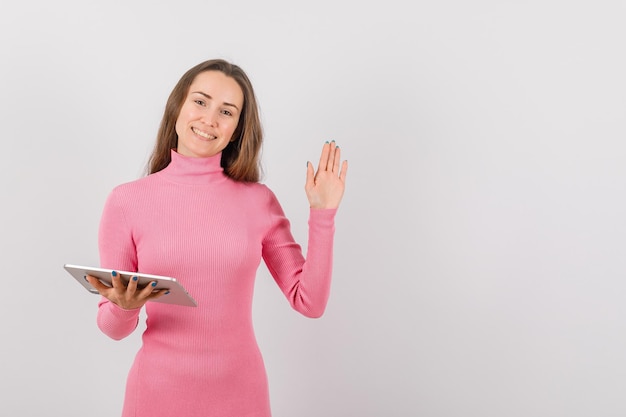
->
[
  {"left": 325, "top": 140, "right": 329, "bottom": 144},
  {"left": 133, "top": 276, "right": 138, "bottom": 281},
  {"left": 331, "top": 139, "right": 336, "bottom": 143},
  {"left": 151, "top": 281, "right": 157, "bottom": 287},
  {"left": 112, "top": 270, "right": 117, "bottom": 277}
]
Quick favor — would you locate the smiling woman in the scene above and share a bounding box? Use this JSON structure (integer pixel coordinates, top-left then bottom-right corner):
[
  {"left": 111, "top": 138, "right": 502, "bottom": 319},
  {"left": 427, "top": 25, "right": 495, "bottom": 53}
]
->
[
  {"left": 146, "top": 59, "right": 266, "bottom": 183},
  {"left": 85, "top": 59, "right": 348, "bottom": 417},
  {"left": 175, "top": 71, "right": 243, "bottom": 159}
]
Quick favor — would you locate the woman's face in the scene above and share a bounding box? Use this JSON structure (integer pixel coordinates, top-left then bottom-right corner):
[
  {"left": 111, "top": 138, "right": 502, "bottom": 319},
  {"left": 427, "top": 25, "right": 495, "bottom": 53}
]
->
[{"left": 175, "top": 70, "right": 244, "bottom": 158}]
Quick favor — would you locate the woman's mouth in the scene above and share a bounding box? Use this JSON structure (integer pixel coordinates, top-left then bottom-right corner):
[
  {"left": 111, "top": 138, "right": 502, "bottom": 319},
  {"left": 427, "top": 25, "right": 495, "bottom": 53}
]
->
[{"left": 192, "top": 127, "right": 216, "bottom": 140}]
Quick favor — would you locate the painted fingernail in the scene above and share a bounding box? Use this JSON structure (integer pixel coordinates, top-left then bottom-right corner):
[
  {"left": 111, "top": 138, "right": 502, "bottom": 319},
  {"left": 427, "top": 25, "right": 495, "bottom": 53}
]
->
[
  {"left": 112, "top": 270, "right": 117, "bottom": 277},
  {"left": 331, "top": 139, "right": 336, "bottom": 143},
  {"left": 133, "top": 276, "right": 138, "bottom": 281},
  {"left": 325, "top": 140, "right": 329, "bottom": 144},
  {"left": 151, "top": 281, "right": 157, "bottom": 287}
]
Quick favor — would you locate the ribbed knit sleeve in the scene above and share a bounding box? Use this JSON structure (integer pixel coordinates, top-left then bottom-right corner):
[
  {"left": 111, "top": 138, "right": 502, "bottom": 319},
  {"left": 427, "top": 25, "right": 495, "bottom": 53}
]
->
[
  {"left": 262, "top": 189, "right": 337, "bottom": 318},
  {"left": 96, "top": 186, "right": 141, "bottom": 340}
]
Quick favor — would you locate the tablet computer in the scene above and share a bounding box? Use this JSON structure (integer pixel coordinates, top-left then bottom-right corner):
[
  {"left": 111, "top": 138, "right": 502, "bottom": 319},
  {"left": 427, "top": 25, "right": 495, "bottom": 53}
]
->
[{"left": 63, "top": 264, "right": 197, "bottom": 307}]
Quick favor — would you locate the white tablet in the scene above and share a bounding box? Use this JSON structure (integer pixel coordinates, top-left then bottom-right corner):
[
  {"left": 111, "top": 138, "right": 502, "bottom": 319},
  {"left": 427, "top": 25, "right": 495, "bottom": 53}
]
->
[{"left": 64, "top": 264, "right": 197, "bottom": 307}]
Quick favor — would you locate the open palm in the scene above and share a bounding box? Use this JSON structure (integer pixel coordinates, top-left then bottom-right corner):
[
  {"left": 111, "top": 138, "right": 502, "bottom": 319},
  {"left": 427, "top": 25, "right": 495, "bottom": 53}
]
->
[{"left": 305, "top": 141, "right": 348, "bottom": 209}]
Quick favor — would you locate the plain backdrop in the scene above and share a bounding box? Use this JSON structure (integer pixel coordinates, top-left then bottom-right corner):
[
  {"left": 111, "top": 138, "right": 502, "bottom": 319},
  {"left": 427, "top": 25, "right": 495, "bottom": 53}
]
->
[{"left": 1, "top": 1, "right": 625, "bottom": 416}]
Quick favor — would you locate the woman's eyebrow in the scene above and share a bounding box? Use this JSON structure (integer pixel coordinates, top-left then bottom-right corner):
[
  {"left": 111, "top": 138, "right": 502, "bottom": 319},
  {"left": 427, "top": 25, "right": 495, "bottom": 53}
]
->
[{"left": 192, "top": 91, "right": 240, "bottom": 111}]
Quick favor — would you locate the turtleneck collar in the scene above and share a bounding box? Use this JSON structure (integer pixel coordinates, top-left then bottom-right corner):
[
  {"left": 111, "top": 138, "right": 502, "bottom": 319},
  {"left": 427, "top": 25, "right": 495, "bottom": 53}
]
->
[{"left": 157, "top": 149, "right": 228, "bottom": 185}]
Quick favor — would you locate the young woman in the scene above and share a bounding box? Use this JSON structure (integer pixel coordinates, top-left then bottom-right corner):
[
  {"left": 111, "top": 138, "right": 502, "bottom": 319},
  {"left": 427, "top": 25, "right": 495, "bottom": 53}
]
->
[{"left": 86, "top": 59, "right": 348, "bottom": 417}]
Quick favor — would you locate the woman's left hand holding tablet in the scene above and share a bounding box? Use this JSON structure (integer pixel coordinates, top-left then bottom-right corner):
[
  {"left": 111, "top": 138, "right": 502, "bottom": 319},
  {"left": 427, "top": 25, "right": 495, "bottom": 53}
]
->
[{"left": 86, "top": 271, "right": 168, "bottom": 310}]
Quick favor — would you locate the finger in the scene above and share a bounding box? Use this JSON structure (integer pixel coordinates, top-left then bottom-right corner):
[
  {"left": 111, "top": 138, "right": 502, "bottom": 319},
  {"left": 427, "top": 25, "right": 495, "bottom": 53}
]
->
[
  {"left": 127, "top": 275, "right": 139, "bottom": 296},
  {"left": 138, "top": 281, "right": 159, "bottom": 299},
  {"left": 339, "top": 160, "right": 348, "bottom": 182},
  {"left": 326, "top": 141, "right": 337, "bottom": 171},
  {"left": 305, "top": 161, "right": 315, "bottom": 189},
  {"left": 332, "top": 145, "right": 341, "bottom": 174},
  {"left": 85, "top": 275, "right": 111, "bottom": 294},
  {"left": 317, "top": 141, "right": 331, "bottom": 174},
  {"left": 110, "top": 271, "right": 127, "bottom": 294},
  {"left": 147, "top": 289, "right": 170, "bottom": 301}
]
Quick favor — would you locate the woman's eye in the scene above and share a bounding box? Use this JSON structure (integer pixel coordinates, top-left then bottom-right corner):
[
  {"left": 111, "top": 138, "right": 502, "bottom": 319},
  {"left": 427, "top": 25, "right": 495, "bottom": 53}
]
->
[
  {"left": 194, "top": 99, "right": 205, "bottom": 106},
  {"left": 221, "top": 109, "right": 233, "bottom": 116}
]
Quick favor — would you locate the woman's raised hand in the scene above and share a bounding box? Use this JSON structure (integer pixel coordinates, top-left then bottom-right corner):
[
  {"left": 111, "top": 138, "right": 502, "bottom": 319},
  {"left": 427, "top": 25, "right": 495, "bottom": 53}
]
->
[
  {"left": 86, "top": 271, "right": 168, "bottom": 310},
  {"left": 305, "top": 141, "right": 348, "bottom": 209}
]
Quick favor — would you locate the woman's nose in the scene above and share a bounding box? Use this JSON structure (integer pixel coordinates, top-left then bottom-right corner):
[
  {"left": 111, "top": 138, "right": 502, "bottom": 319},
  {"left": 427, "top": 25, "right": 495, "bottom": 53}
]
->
[{"left": 201, "top": 109, "right": 217, "bottom": 126}]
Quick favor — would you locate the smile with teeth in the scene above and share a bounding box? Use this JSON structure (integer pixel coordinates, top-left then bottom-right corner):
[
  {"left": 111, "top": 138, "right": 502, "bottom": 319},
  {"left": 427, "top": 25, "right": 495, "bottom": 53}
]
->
[{"left": 192, "top": 127, "right": 217, "bottom": 140}]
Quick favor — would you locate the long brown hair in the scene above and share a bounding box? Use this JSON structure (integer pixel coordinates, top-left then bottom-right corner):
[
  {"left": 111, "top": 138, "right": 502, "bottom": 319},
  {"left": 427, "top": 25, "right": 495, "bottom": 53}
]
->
[{"left": 147, "top": 59, "right": 263, "bottom": 182}]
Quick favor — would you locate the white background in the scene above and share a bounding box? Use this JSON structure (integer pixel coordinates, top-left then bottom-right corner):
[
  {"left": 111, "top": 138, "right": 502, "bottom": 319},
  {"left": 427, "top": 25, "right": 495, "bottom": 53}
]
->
[{"left": 1, "top": 1, "right": 625, "bottom": 416}]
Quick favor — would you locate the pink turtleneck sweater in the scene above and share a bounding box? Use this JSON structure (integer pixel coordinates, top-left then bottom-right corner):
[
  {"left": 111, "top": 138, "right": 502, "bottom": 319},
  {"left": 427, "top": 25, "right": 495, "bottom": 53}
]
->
[{"left": 96, "top": 150, "right": 336, "bottom": 417}]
